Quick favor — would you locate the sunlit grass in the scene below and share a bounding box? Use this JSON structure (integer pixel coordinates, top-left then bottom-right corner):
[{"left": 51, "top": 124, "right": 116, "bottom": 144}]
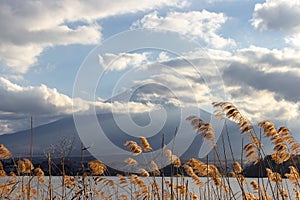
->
[{"left": 0, "top": 102, "right": 299, "bottom": 199}]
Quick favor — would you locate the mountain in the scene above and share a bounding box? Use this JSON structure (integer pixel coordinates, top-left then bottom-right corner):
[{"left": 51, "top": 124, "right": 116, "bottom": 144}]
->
[
  {"left": 0, "top": 110, "right": 247, "bottom": 161},
  {"left": 0, "top": 84, "right": 252, "bottom": 169},
  {"left": 0, "top": 116, "right": 82, "bottom": 158}
]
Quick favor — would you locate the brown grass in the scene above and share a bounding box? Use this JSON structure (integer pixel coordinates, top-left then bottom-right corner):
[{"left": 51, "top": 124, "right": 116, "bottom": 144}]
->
[{"left": 0, "top": 102, "right": 299, "bottom": 199}]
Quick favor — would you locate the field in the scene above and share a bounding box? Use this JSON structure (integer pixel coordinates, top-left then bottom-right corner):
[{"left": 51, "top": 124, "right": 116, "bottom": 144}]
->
[
  {"left": 0, "top": 102, "right": 300, "bottom": 200},
  {"left": 0, "top": 176, "right": 296, "bottom": 200}
]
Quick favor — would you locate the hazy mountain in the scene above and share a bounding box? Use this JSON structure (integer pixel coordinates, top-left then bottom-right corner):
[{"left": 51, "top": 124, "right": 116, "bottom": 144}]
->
[
  {"left": 0, "top": 110, "right": 248, "bottom": 161},
  {"left": 0, "top": 83, "right": 251, "bottom": 162},
  {"left": 0, "top": 117, "right": 82, "bottom": 158}
]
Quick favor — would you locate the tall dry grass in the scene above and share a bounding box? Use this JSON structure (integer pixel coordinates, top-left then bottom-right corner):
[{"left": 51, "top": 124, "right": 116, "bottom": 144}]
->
[{"left": 0, "top": 102, "right": 299, "bottom": 199}]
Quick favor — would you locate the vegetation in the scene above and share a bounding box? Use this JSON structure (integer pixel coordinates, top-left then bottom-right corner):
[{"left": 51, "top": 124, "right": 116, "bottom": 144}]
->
[{"left": 0, "top": 102, "right": 300, "bottom": 199}]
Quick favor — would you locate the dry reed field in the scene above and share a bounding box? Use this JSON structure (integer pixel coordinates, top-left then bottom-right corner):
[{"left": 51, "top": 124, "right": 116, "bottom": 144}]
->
[{"left": 0, "top": 102, "right": 300, "bottom": 200}]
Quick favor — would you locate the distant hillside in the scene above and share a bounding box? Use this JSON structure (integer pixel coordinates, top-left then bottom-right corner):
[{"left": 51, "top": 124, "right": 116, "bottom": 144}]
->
[
  {"left": 0, "top": 111, "right": 248, "bottom": 161},
  {"left": 243, "top": 154, "right": 300, "bottom": 177},
  {"left": 0, "top": 117, "right": 82, "bottom": 157}
]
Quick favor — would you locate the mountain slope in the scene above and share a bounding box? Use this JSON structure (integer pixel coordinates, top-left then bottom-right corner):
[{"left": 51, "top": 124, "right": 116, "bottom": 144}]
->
[
  {"left": 0, "top": 111, "right": 247, "bottom": 161},
  {"left": 0, "top": 117, "right": 82, "bottom": 157}
]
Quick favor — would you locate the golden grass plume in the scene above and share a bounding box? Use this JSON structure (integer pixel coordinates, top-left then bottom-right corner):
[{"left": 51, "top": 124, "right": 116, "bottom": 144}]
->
[
  {"left": 165, "top": 149, "right": 181, "bottom": 167},
  {"left": 124, "top": 157, "right": 138, "bottom": 166},
  {"left": 124, "top": 141, "right": 142, "bottom": 155},
  {"left": 88, "top": 160, "right": 106, "bottom": 175},
  {"left": 139, "top": 136, "right": 152, "bottom": 151},
  {"left": 34, "top": 167, "right": 45, "bottom": 183},
  {"left": 213, "top": 102, "right": 252, "bottom": 134},
  {"left": 186, "top": 116, "right": 216, "bottom": 146},
  {"left": 0, "top": 144, "right": 11, "bottom": 159}
]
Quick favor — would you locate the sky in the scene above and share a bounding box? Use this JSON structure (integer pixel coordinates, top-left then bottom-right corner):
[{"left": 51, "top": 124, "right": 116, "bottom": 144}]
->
[{"left": 0, "top": 0, "right": 300, "bottom": 145}]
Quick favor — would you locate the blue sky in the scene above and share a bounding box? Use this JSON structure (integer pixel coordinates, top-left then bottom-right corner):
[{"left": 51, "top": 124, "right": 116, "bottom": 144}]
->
[{"left": 0, "top": 0, "right": 300, "bottom": 145}]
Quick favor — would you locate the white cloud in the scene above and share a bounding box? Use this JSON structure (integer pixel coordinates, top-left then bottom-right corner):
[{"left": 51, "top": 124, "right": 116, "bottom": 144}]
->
[
  {"left": 133, "top": 72, "right": 212, "bottom": 107},
  {"left": 252, "top": 0, "right": 300, "bottom": 32},
  {"left": 0, "top": 77, "right": 85, "bottom": 115},
  {"left": 252, "top": 0, "right": 300, "bottom": 48},
  {"left": 99, "top": 52, "right": 149, "bottom": 71},
  {"left": 95, "top": 101, "right": 156, "bottom": 114},
  {"left": 157, "top": 52, "right": 170, "bottom": 62},
  {"left": 195, "top": 46, "right": 300, "bottom": 123},
  {"left": 0, "top": 116, "right": 38, "bottom": 134},
  {"left": 234, "top": 46, "right": 300, "bottom": 75},
  {"left": 164, "top": 45, "right": 300, "bottom": 123},
  {"left": 206, "top": 0, "right": 235, "bottom": 2},
  {"left": 131, "top": 10, "right": 236, "bottom": 48},
  {"left": 0, "top": 77, "right": 158, "bottom": 116},
  {"left": 226, "top": 86, "right": 299, "bottom": 122},
  {"left": 0, "top": 121, "right": 13, "bottom": 133},
  {"left": 0, "top": 77, "right": 159, "bottom": 133},
  {"left": 285, "top": 33, "right": 300, "bottom": 48},
  {"left": 0, "top": 0, "right": 189, "bottom": 73},
  {"left": 0, "top": 45, "right": 44, "bottom": 72},
  {"left": 185, "top": 45, "right": 300, "bottom": 76},
  {"left": 286, "top": 117, "right": 300, "bottom": 141}
]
